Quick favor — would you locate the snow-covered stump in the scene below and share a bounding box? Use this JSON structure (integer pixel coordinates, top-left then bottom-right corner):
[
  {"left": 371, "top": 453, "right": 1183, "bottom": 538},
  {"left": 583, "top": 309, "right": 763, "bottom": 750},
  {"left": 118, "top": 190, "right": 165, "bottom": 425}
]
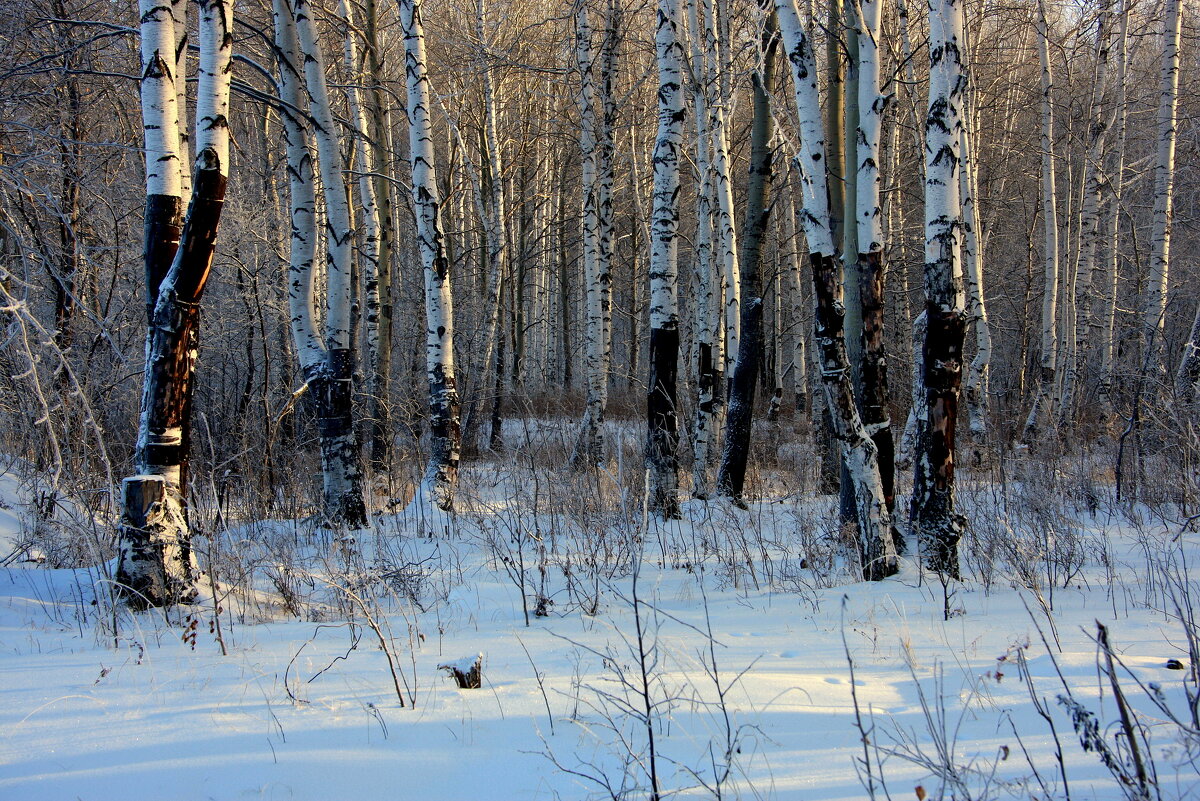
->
[
  {"left": 438, "top": 654, "right": 483, "bottom": 689},
  {"left": 115, "top": 475, "right": 196, "bottom": 608}
]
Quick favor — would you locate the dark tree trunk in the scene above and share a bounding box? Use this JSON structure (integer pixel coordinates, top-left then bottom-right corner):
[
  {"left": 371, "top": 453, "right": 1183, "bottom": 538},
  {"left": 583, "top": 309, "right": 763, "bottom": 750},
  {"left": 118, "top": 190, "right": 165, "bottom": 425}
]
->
[
  {"left": 857, "top": 250, "right": 901, "bottom": 550},
  {"left": 647, "top": 326, "right": 680, "bottom": 517},
  {"left": 117, "top": 150, "right": 226, "bottom": 606},
  {"left": 913, "top": 305, "right": 966, "bottom": 577},
  {"left": 716, "top": 13, "right": 776, "bottom": 502},
  {"left": 810, "top": 252, "right": 898, "bottom": 579},
  {"left": 310, "top": 348, "right": 368, "bottom": 528}
]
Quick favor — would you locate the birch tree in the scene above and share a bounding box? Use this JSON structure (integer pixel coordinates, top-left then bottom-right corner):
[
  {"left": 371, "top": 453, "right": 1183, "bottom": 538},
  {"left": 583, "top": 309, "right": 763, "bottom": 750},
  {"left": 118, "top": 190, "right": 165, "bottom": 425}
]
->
[
  {"left": 775, "top": 0, "right": 897, "bottom": 579},
  {"left": 852, "top": 0, "right": 898, "bottom": 530},
  {"left": 1141, "top": 0, "right": 1180, "bottom": 375},
  {"left": 402, "top": 0, "right": 461, "bottom": 510},
  {"left": 716, "top": 1, "right": 777, "bottom": 503},
  {"left": 647, "top": 0, "right": 685, "bottom": 518},
  {"left": 688, "top": 0, "right": 722, "bottom": 497},
  {"left": 293, "top": 0, "right": 368, "bottom": 527},
  {"left": 572, "top": 0, "right": 612, "bottom": 468},
  {"left": 1059, "top": 0, "right": 1113, "bottom": 424},
  {"left": 914, "top": 0, "right": 967, "bottom": 578},
  {"left": 705, "top": 0, "right": 741, "bottom": 385},
  {"left": 116, "top": 0, "right": 233, "bottom": 606},
  {"left": 1099, "top": 0, "right": 1129, "bottom": 410},
  {"left": 1022, "top": 0, "right": 1061, "bottom": 442},
  {"left": 959, "top": 53, "right": 990, "bottom": 458}
]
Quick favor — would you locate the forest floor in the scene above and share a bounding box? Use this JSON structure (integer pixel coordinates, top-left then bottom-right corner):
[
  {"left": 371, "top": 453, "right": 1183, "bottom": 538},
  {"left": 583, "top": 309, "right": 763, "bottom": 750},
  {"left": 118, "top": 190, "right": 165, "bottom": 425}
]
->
[{"left": 0, "top": 440, "right": 1197, "bottom": 801}]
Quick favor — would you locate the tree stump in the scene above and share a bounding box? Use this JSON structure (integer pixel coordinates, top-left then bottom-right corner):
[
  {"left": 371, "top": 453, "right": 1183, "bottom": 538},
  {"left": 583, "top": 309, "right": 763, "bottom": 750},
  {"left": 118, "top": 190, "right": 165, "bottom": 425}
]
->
[{"left": 438, "top": 653, "right": 483, "bottom": 689}]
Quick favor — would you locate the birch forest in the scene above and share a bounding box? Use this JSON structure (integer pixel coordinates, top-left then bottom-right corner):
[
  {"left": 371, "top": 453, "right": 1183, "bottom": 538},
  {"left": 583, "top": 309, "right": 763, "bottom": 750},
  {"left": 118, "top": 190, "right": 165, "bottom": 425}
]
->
[{"left": 1, "top": 0, "right": 1199, "bottom": 795}]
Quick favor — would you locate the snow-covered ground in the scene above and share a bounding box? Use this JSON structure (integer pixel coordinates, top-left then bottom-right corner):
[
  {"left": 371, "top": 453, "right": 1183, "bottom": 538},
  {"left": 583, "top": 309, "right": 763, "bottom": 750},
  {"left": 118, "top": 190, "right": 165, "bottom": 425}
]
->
[{"left": 0, "top": 451, "right": 1197, "bottom": 801}]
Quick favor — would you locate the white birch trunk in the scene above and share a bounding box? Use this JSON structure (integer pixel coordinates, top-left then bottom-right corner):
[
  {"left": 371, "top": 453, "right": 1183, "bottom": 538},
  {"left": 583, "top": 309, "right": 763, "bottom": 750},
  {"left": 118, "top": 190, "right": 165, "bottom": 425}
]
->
[
  {"left": 646, "top": 0, "right": 685, "bottom": 517},
  {"left": 118, "top": 0, "right": 232, "bottom": 605},
  {"left": 401, "top": 0, "right": 460, "bottom": 510},
  {"left": 272, "top": 0, "right": 323, "bottom": 378},
  {"left": 704, "top": 0, "right": 740, "bottom": 384},
  {"left": 1023, "top": 0, "right": 1061, "bottom": 442},
  {"left": 1059, "top": 0, "right": 1113, "bottom": 424},
  {"left": 139, "top": 0, "right": 183, "bottom": 203},
  {"left": 342, "top": 1, "right": 383, "bottom": 395},
  {"left": 572, "top": 2, "right": 609, "bottom": 468},
  {"left": 295, "top": 0, "right": 367, "bottom": 526},
  {"left": 777, "top": 0, "right": 897, "bottom": 579},
  {"left": 915, "top": 0, "right": 967, "bottom": 576},
  {"left": 1142, "top": 0, "right": 1180, "bottom": 373},
  {"left": 1099, "top": 0, "right": 1129, "bottom": 409},
  {"left": 689, "top": 0, "right": 720, "bottom": 496},
  {"left": 959, "top": 67, "right": 991, "bottom": 449}
]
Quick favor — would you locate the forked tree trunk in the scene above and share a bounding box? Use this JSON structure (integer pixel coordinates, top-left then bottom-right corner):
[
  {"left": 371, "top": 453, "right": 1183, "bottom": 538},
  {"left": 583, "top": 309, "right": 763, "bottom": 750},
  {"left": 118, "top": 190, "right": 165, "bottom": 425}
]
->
[
  {"left": 776, "top": 0, "right": 896, "bottom": 579},
  {"left": 704, "top": 0, "right": 740, "bottom": 386},
  {"left": 402, "top": 0, "right": 461, "bottom": 510},
  {"left": 117, "top": 0, "right": 232, "bottom": 607},
  {"left": 294, "top": 0, "right": 367, "bottom": 527},
  {"left": 716, "top": 3, "right": 777, "bottom": 504},
  {"left": 646, "top": 0, "right": 685, "bottom": 518},
  {"left": 914, "top": 0, "right": 967, "bottom": 578}
]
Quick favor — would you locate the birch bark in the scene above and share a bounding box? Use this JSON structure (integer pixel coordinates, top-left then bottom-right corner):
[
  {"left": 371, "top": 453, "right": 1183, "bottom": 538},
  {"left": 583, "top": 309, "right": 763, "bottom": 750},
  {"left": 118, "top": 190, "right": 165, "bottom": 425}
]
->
[
  {"left": 1022, "top": 0, "right": 1060, "bottom": 442},
  {"left": 852, "top": 0, "right": 898, "bottom": 535},
  {"left": 294, "top": 0, "right": 368, "bottom": 526},
  {"left": 647, "top": 0, "right": 685, "bottom": 518},
  {"left": 914, "top": 0, "right": 967, "bottom": 577},
  {"left": 689, "top": 0, "right": 721, "bottom": 497},
  {"left": 716, "top": 2, "right": 777, "bottom": 503},
  {"left": 117, "top": 0, "right": 232, "bottom": 606},
  {"left": 1142, "top": 0, "right": 1180, "bottom": 374},
  {"left": 1098, "top": 0, "right": 1129, "bottom": 410},
  {"left": 776, "top": 0, "right": 897, "bottom": 578},
  {"left": 401, "top": 0, "right": 461, "bottom": 510},
  {"left": 572, "top": 1, "right": 612, "bottom": 468}
]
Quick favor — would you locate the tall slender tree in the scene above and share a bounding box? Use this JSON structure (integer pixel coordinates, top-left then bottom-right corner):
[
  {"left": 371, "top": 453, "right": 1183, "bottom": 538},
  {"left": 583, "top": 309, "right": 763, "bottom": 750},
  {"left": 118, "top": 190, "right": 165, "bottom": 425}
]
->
[
  {"left": 852, "top": 0, "right": 898, "bottom": 536},
  {"left": 572, "top": 0, "right": 611, "bottom": 468},
  {"left": 914, "top": 0, "right": 967, "bottom": 577},
  {"left": 647, "top": 0, "right": 685, "bottom": 518},
  {"left": 1141, "top": 0, "right": 1181, "bottom": 375},
  {"left": 717, "top": 1, "right": 777, "bottom": 503},
  {"left": 1022, "top": 0, "right": 1061, "bottom": 442},
  {"left": 116, "top": 0, "right": 233, "bottom": 606},
  {"left": 402, "top": 0, "right": 461, "bottom": 510},
  {"left": 776, "top": 0, "right": 897, "bottom": 578},
  {"left": 294, "top": 0, "right": 368, "bottom": 526}
]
